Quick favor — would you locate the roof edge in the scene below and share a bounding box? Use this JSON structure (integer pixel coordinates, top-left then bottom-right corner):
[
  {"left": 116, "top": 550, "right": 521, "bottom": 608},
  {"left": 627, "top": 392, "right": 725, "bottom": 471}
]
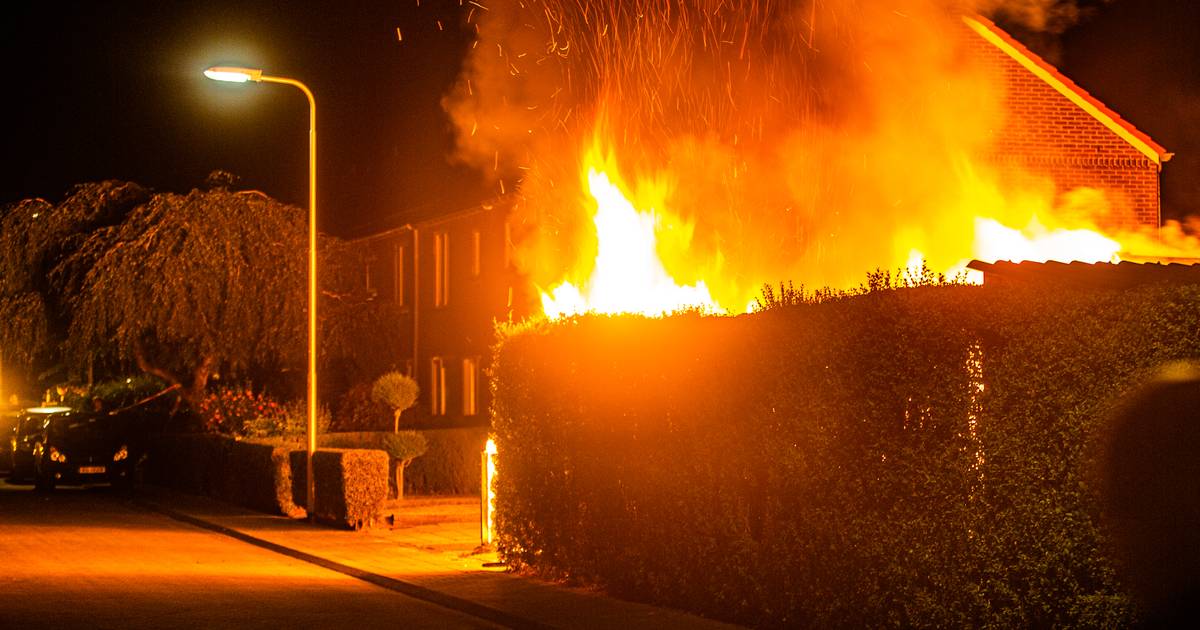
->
[{"left": 963, "top": 15, "right": 1170, "bottom": 167}]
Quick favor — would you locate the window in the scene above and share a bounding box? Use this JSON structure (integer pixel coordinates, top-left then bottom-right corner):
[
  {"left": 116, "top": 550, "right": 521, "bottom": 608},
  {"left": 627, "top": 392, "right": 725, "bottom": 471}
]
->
[
  {"left": 364, "top": 257, "right": 375, "bottom": 294},
  {"left": 462, "top": 357, "right": 479, "bottom": 416},
  {"left": 471, "top": 230, "right": 481, "bottom": 277},
  {"left": 430, "top": 357, "right": 446, "bottom": 415},
  {"left": 394, "top": 244, "right": 406, "bottom": 307},
  {"left": 433, "top": 231, "right": 450, "bottom": 307}
]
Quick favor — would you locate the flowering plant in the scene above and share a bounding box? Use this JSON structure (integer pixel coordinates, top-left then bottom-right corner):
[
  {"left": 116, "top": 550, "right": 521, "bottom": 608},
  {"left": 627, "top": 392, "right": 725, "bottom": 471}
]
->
[{"left": 197, "top": 385, "right": 287, "bottom": 436}]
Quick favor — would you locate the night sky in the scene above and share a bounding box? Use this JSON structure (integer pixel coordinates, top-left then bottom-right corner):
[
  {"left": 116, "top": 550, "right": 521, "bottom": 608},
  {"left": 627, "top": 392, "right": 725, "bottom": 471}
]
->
[{"left": 2, "top": 1, "right": 1197, "bottom": 237}]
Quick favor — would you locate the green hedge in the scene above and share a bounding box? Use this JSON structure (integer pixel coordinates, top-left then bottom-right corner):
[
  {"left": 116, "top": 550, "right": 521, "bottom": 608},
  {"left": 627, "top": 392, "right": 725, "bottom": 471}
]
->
[
  {"left": 290, "top": 448, "right": 389, "bottom": 530},
  {"left": 147, "top": 434, "right": 388, "bottom": 528},
  {"left": 145, "top": 434, "right": 301, "bottom": 517},
  {"left": 492, "top": 284, "right": 1200, "bottom": 627},
  {"left": 322, "top": 428, "right": 487, "bottom": 495}
]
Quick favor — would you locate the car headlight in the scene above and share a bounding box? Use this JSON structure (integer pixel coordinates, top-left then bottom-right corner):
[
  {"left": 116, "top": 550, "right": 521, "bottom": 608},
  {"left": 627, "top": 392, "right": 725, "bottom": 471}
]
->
[
  {"left": 49, "top": 446, "right": 67, "bottom": 463},
  {"left": 113, "top": 445, "right": 129, "bottom": 462}
]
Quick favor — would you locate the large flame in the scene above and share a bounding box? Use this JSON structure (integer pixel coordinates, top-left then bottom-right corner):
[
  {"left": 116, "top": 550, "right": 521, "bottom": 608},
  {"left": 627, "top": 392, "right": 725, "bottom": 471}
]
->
[
  {"left": 444, "top": 1, "right": 1200, "bottom": 319},
  {"left": 541, "top": 151, "right": 719, "bottom": 318}
]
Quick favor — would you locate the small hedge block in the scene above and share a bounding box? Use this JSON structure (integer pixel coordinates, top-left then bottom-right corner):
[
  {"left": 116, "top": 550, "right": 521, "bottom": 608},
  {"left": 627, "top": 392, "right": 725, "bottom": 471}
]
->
[{"left": 290, "top": 448, "right": 388, "bottom": 530}]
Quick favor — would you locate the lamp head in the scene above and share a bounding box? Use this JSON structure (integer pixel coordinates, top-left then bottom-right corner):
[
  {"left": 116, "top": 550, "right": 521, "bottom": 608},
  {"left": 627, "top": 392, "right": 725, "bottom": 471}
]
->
[{"left": 204, "top": 66, "right": 263, "bottom": 83}]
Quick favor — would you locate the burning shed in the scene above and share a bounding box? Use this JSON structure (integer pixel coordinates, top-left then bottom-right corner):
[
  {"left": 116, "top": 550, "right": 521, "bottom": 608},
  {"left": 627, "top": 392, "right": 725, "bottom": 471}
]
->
[{"left": 968, "top": 259, "right": 1200, "bottom": 288}]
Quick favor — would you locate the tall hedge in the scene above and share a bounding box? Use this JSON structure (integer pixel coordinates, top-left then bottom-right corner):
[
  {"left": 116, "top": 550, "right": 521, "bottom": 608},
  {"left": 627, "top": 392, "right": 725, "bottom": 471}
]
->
[{"left": 491, "top": 284, "right": 1200, "bottom": 627}]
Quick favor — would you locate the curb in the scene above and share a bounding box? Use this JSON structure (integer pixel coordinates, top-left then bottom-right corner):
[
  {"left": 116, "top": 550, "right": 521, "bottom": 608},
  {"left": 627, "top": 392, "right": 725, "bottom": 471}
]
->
[{"left": 133, "top": 497, "right": 554, "bottom": 630}]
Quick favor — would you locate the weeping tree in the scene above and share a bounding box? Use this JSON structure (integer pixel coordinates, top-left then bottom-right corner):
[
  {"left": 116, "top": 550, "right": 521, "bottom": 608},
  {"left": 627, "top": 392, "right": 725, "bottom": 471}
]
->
[
  {"left": 6, "top": 176, "right": 402, "bottom": 413},
  {"left": 62, "top": 187, "right": 310, "bottom": 409},
  {"left": 0, "top": 182, "right": 150, "bottom": 394}
]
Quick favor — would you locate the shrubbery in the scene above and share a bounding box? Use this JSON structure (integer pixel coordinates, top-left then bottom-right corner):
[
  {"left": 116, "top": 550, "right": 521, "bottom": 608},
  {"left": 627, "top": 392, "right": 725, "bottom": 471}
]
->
[
  {"left": 146, "top": 433, "right": 388, "bottom": 527},
  {"left": 321, "top": 428, "right": 487, "bottom": 495},
  {"left": 197, "top": 385, "right": 329, "bottom": 438},
  {"left": 492, "top": 283, "right": 1200, "bottom": 627},
  {"left": 144, "top": 434, "right": 301, "bottom": 517},
  {"left": 291, "top": 449, "right": 389, "bottom": 530}
]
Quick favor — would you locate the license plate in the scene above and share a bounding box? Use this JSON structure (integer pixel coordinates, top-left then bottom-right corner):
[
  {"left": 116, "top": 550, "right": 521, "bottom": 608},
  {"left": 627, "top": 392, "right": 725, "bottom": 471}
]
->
[{"left": 78, "top": 465, "right": 106, "bottom": 475}]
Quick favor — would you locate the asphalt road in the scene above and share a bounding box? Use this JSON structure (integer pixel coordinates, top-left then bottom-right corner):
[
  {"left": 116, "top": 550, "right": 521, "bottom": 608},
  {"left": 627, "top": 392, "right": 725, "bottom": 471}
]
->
[{"left": 0, "top": 480, "right": 502, "bottom": 629}]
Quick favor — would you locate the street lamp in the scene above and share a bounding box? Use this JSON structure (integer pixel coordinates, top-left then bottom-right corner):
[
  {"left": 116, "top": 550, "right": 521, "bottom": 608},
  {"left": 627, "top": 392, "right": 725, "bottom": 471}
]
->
[{"left": 205, "top": 65, "right": 319, "bottom": 518}]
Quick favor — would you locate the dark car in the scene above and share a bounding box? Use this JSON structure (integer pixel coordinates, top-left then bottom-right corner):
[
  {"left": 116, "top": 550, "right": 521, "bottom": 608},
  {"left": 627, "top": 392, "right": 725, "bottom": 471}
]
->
[
  {"left": 0, "top": 408, "right": 19, "bottom": 473},
  {"left": 9, "top": 406, "right": 136, "bottom": 490},
  {"left": 9, "top": 407, "right": 71, "bottom": 482}
]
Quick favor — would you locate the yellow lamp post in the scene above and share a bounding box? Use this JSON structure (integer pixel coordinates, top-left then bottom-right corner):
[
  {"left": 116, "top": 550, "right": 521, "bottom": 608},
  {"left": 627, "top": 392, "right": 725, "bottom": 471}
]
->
[{"left": 204, "top": 66, "right": 319, "bottom": 518}]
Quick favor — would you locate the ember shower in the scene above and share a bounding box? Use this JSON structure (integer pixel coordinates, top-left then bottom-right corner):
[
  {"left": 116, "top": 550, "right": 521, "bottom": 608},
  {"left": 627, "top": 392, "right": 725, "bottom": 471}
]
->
[{"left": 443, "top": 0, "right": 1172, "bottom": 314}]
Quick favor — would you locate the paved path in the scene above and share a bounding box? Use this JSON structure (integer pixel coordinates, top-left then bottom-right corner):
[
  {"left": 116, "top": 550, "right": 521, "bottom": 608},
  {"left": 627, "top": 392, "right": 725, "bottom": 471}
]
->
[
  {"left": 135, "top": 488, "right": 743, "bottom": 630},
  {"left": 0, "top": 482, "right": 498, "bottom": 629},
  {"left": 0, "top": 481, "right": 743, "bottom": 629}
]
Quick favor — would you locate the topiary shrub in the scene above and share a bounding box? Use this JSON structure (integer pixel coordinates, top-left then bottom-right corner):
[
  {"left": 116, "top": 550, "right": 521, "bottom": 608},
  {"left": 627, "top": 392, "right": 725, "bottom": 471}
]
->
[
  {"left": 371, "top": 371, "right": 420, "bottom": 432},
  {"left": 381, "top": 431, "right": 427, "bottom": 500}
]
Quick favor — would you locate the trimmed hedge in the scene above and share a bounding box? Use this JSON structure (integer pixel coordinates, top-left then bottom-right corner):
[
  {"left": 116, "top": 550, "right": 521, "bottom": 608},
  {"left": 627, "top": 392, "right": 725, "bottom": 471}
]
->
[
  {"left": 145, "top": 434, "right": 301, "bottom": 517},
  {"left": 322, "top": 428, "right": 487, "bottom": 495},
  {"left": 290, "top": 448, "right": 389, "bottom": 530},
  {"left": 492, "top": 284, "right": 1200, "bottom": 627},
  {"left": 147, "top": 434, "right": 389, "bottom": 528}
]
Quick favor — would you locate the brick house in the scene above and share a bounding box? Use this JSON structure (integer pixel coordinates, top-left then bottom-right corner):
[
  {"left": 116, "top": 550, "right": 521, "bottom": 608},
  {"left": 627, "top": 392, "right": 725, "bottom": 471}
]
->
[
  {"left": 355, "top": 15, "right": 1170, "bottom": 422},
  {"left": 964, "top": 15, "right": 1171, "bottom": 230},
  {"left": 353, "top": 199, "right": 530, "bottom": 423}
]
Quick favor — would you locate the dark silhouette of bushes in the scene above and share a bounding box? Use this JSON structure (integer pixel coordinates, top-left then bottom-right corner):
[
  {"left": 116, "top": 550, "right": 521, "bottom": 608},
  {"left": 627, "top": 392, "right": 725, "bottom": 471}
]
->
[{"left": 492, "top": 283, "right": 1200, "bottom": 627}]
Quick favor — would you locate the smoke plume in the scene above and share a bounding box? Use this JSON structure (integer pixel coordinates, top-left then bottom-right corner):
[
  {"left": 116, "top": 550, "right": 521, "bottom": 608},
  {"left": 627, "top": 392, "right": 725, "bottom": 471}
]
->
[{"left": 442, "top": 0, "right": 1127, "bottom": 306}]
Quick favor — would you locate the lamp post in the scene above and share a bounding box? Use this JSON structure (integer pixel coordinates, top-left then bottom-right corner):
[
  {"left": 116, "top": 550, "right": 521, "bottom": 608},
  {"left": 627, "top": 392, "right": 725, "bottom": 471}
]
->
[{"left": 204, "top": 66, "right": 319, "bottom": 518}]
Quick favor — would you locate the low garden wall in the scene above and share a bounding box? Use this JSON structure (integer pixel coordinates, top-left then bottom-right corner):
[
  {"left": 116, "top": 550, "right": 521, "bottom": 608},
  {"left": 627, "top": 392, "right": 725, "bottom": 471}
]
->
[{"left": 491, "top": 283, "right": 1200, "bottom": 627}]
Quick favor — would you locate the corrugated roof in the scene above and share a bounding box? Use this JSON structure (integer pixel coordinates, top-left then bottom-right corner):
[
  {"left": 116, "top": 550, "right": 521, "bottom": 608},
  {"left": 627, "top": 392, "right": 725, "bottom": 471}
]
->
[{"left": 967, "top": 259, "right": 1200, "bottom": 288}]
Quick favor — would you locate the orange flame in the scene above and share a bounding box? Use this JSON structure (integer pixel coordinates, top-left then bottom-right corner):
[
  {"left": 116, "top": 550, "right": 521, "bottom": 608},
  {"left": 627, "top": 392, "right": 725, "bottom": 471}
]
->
[{"left": 541, "top": 149, "right": 720, "bottom": 318}]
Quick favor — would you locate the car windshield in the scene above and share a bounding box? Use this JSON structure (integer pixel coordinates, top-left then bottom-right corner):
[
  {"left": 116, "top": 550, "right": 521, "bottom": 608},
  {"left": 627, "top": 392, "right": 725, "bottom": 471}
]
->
[
  {"left": 47, "top": 412, "right": 129, "bottom": 444},
  {"left": 18, "top": 416, "right": 50, "bottom": 435}
]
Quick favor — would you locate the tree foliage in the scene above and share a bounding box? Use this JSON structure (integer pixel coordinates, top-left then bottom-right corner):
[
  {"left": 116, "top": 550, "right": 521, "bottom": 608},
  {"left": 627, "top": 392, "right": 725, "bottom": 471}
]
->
[
  {"left": 371, "top": 371, "right": 420, "bottom": 433},
  {"left": 63, "top": 188, "right": 310, "bottom": 404},
  {"left": 2, "top": 176, "right": 403, "bottom": 408},
  {"left": 0, "top": 182, "right": 150, "bottom": 382}
]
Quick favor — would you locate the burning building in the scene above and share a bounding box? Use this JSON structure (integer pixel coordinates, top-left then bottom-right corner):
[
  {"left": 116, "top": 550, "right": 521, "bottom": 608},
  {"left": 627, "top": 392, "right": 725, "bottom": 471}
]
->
[{"left": 356, "top": 5, "right": 1185, "bottom": 420}]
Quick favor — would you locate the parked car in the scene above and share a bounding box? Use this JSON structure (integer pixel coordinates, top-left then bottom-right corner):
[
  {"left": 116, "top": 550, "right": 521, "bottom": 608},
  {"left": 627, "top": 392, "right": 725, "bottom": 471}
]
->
[
  {"left": 8, "top": 406, "right": 137, "bottom": 490},
  {"left": 9, "top": 407, "right": 69, "bottom": 482},
  {"left": 0, "top": 409, "right": 19, "bottom": 473}
]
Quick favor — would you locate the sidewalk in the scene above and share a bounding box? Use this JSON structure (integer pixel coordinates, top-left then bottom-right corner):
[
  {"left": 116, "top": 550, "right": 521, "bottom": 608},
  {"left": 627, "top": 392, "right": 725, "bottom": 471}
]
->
[{"left": 134, "top": 487, "right": 743, "bottom": 630}]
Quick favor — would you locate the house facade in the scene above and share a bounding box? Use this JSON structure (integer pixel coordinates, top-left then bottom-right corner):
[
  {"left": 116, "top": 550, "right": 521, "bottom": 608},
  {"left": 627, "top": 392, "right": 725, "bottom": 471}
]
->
[
  {"left": 353, "top": 200, "right": 532, "bottom": 423},
  {"left": 356, "top": 15, "right": 1170, "bottom": 421},
  {"left": 964, "top": 16, "right": 1171, "bottom": 230}
]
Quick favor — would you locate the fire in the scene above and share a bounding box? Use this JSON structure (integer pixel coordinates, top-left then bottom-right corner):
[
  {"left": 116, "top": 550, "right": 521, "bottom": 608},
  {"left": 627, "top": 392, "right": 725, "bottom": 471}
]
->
[
  {"left": 446, "top": 2, "right": 1200, "bottom": 318},
  {"left": 540, "top": 149, "right": 720, "bottom": 318},
  {"left": 973, "top": 217, "right": 1121, "bottom": 264}
]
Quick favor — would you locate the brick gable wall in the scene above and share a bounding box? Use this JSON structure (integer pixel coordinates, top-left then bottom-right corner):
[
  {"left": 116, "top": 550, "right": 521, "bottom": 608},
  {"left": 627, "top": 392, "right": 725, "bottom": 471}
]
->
[{"left": 964, "top": 26, "right": 1161, "bottom": 230}]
